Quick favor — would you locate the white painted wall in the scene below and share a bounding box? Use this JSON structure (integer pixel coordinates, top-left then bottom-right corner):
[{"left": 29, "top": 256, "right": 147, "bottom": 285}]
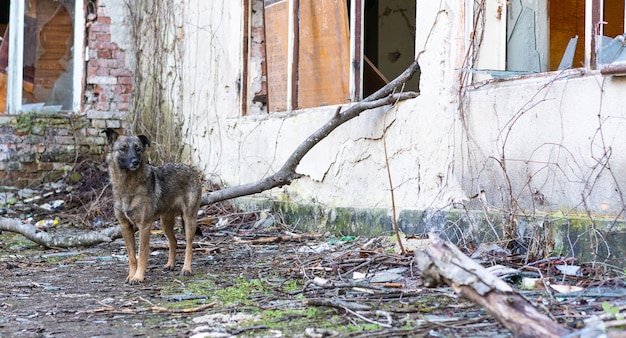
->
[
  {"left": 170, "top": 0, "right": 626, "bottom": 217},
  {"left": 464, "top": 72, "right": 626, "bottom": 215},
  {"left": 176, "top": 0, "right": 466, "bottom": 212}
]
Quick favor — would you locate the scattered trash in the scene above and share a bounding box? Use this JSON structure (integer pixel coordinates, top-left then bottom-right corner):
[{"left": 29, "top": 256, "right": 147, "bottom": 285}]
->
[
  {"left": 486, "top": 264, "right": 522, "bottom": 278},
  {"left": 556, "top": 264, "right": 582, "bottom": 277},
  {"left": 298, "top": 243, "right": 332, "bottom": 254},
  {"left": 35, "top": 218, "right": 59, "bottom": 229},
  {"left": 328, "top": 236, "right": 356, "bottom": 244},
  {"left": 39, "top": 199, "right": 65, "bottom": 211},
  {"left": 550, "top": 284, "right": 584, "bottom": 294}
]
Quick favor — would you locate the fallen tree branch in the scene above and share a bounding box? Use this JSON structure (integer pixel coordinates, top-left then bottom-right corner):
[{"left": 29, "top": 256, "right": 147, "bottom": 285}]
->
[
  {"left": 201, "top": 60, "right": 420, "bottom": 206},
  {"left": 0, "top": 216, "right": 121, "bottom": 248},
  {"left": 233, "top": 232, "right": 323, "bottom": 244},
  {"left": 414, "top": 233, "right": 571, "bottom": 338}
]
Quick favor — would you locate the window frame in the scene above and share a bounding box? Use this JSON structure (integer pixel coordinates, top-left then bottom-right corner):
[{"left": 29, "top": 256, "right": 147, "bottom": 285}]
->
[
  {"left": 242, "top": 0, "right": 416, "bottom": 115},
  {"left": 6, "top": 0, "right": 85, "bottom": 114},
  {"left": 472, "top": 0, "right": 626, "bottom": 79}
]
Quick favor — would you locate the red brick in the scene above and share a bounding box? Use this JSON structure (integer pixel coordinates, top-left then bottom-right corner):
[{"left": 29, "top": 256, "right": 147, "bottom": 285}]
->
[
  {"left": 113, "top": 50, "right": 126, "bottom": 59},
  {"left": 94, "top": 102, "right": 110, "bottom": 111},
  {"left": 117, "top": 102, "right": 130, "bottom": 111},
  {"left": 97, "top": 16, "right": 111, "bottom": 24},
  {"left": 89, "top": 22, "right": 110, "bottom": 33},
  {"left": 97, "top": 33, "right": 111, "bottom": 41},
  {"left": 110, "top": 59, "right": 125, "bottom": 68},
  {"left": 89, "top": 41, "right": 118, "bottom": 51},
  {"left": 95, "top": 67, "right": 109, "bottom": 76},
  {"left": 117, "top": 76, "right": 134, "bottom": 84},
  {"left": 111, "top": 85, "right": 132, "bottom": 94},
  {"left": 117, "top": 94, "right": 131, "bottom": 103},
  {"left": 110, "top": 68, "right": 132, "bottom": 77},
  {"left": 98, "top": 93, "right": 109, "bottom": 102},
  {"left": 97, "top": 50, "right": 112, "bottom": 58}
]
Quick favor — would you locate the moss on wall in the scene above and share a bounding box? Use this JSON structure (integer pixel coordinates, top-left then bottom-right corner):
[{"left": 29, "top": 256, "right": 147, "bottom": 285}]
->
[{"left": 236, "top": 198, "right": 626, "bottom": 268}]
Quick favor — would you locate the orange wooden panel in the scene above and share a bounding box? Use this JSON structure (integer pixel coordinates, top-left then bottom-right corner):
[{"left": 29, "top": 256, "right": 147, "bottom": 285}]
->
[
  {"left": 264, "top": 0, "right": 289, "bottom": 112},
  {"left": 297, "top": 0, "right": 350, "bottom": 109},
  {"left": 264, "top": 0, "right": 350, "bottom": 111},
  {"left": 549, "top": 0, "right": 585, "bottom": 70}
]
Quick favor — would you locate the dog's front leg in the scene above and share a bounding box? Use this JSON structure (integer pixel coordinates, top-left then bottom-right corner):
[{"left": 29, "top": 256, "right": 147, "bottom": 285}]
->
[
  {"left": 119, "top": 218, "right": 137, "bottom": 283},
  {"left": 129, "top": 224, "right": 151, "bottom": 284}
]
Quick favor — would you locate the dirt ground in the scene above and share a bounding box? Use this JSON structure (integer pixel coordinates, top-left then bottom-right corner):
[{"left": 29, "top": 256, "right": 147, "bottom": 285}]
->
[
  {"left": 1, "top": 161, "right": 625, "bottom": 337},
  {"left": 1, "top": 228, "right": 516, "bottom": 338}
]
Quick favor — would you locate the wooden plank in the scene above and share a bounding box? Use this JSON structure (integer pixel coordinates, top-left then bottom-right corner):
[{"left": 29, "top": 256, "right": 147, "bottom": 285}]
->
[
  {"left": 264, "top": 0, "right": 350, "bottom": 111},
  {"left": 264, "top": 0, "right": 289, "bottom": 112},
  {"left": 297, "top": 0, "right": 350, "bottom": 108}
]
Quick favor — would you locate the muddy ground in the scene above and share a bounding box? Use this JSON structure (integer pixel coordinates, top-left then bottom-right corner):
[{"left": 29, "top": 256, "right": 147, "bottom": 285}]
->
[
  {"left": 1, "top": 227, "right": 515, "bottom": 338},
  {"left": 2, "top": 224, "right": 626, "bottom": 338},
  {"left": 1, "top": 162, "right": 625, "bottom": 337}
]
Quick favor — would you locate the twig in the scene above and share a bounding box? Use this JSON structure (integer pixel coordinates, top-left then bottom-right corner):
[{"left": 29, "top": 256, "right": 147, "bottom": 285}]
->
[
  {"left": 77, "top": 297, "right": 215, "bottom": 315},
  {"left": 344, "top": 307, "right": 393, "bottom": 328}
]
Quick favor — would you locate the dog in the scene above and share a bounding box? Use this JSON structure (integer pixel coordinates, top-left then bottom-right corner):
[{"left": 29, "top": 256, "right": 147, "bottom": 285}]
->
[{"left": 103, "top": 128, "right": 202, "bottom": 284}]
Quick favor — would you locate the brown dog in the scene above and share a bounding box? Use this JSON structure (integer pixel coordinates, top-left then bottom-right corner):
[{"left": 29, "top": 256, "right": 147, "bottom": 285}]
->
[{"left": 103, "top": 128, "right": 202, "bottom": 284}]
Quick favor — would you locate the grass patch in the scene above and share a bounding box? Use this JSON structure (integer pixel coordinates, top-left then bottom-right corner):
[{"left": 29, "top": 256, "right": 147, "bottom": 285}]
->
[{"left": 215, "top": 277, "right": 267, "bottom": 305}]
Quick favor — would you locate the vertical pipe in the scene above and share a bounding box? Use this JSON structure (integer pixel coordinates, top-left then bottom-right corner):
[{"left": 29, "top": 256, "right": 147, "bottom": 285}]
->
[{"left": 241, "top": 0, "right": 250, "bottom": 116}]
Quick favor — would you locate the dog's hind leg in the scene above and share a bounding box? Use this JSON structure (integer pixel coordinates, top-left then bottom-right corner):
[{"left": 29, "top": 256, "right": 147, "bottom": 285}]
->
[
  {"left": 161, "top": 213, "right": 177, "bottom": 271},
  {"left": 180, "top": 211, "right": 198, "bottom": 276}
]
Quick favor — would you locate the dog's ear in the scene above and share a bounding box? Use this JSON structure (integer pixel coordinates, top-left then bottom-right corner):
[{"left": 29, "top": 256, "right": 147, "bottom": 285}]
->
[
  {"left": 102, "top": 128, "right": 119, "bottom": 145},
  {"left": 138, "top": 135, "right": 151, "bottom": 148}
]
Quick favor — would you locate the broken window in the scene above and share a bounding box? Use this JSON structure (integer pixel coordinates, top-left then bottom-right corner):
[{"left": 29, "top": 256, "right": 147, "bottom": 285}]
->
[
  {"left": 473, "top": 0, "right": 625, "bottom": 77},
  {"left": 0, "top": 0, "right": 83, "bottom": 114},
  {"left": 242, "top": 0, "right": 418, "bottom": 115}
]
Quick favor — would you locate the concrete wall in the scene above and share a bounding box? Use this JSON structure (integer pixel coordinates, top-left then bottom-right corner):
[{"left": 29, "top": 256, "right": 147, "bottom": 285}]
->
[
  {"left": 178, "top": 0, "right": 626, "bottom": 225},
  {"left": 464, "top": 71, "right": 626, "bottom": 216},
  {"left": 181, "top": 0, "right": 466, "bottom": 212}
]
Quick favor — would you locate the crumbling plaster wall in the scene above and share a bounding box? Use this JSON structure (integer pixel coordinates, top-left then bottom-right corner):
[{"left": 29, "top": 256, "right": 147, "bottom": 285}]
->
[
  {"left": 180, "top": 0, "right": 467, "bottom": 211},
  {"left": 464, "top": 72, "right": 626, "bottom": 216},
  {"left": 174, "top": 0, "right": 626, "bottom": 219}
]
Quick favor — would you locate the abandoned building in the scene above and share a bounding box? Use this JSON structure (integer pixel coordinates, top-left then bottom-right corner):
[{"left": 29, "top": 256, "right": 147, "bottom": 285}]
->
[{"left": 0, "top": 0, "right": 625, "bottom": 263}]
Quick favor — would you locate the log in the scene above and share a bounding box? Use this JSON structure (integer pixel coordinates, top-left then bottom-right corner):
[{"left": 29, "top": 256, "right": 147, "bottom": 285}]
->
[
  {"left": 0, "top": 217, "right": 121, "bottom": 248},
  {"left": 414, "top": 233, "right": 571, "bottom": 338}
]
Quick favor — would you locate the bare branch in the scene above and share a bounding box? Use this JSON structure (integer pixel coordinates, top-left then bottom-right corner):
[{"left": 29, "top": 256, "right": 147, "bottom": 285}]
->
[
  {"left": 0, "top": 217, "right": 121, "bottom": 248},
  {"left": 202, "top": 60, "right": 421, "bottom": 206},
  {"left": 1, "top": 60, "right": 420, "bottom": 247}
]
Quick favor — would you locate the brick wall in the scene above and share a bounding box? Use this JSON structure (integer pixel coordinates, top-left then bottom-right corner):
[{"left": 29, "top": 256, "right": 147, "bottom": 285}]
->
[{"left": 0, "top": 1, "right": 134, "bottom": 188}]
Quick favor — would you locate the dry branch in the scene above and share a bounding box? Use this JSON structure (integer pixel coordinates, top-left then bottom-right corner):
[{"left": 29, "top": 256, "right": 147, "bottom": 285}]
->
[
  {"left": 0, "top": 216, "right": 121, "bottom": 248},
  {"left": 414, "top": 233, "right": 571, "bottom": 338},
  {"left": 201, "top": 60, "right": 421, "bottom": 206}
]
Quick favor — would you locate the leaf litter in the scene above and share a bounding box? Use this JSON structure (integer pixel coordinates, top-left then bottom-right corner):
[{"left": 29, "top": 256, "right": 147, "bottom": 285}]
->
[{"left": 0, "top": 160, "right": 625, "bottom": 337}]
